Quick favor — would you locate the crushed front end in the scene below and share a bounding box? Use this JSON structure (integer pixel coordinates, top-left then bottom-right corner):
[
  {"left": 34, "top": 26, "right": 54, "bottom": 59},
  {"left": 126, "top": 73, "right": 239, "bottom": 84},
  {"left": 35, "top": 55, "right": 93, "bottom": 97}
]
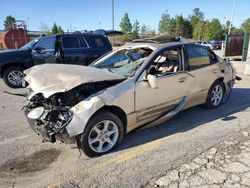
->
[
  {"left": 24, "top": 92, "right": 74, "bottom": 143},
  {"left": 24, "top": 80, "right": 124, "bottom": 144}
]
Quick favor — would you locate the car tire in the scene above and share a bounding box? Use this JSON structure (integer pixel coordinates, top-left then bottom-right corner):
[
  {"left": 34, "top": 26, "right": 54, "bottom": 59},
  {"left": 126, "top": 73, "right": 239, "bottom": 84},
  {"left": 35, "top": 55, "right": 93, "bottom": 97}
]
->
[
  {"left": 3, "top": 66, "right": 24, "bottom": 88},
  {"left": 204, "top": 80, "right": 225, "bottom": 109},
  {"left": 77, "top": 110, "right": 124, "bottom": 157}
]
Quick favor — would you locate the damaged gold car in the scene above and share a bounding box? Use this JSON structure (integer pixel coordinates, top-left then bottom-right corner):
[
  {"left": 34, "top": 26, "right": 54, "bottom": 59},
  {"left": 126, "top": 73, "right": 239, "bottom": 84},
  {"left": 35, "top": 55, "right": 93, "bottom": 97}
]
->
[{"left": 24, "top": 36, "right": 237, "bottom": 157}]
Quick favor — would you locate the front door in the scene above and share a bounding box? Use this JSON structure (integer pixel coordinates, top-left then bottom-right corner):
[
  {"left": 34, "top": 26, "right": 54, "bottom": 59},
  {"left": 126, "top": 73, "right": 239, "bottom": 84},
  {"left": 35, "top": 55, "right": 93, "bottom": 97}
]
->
[
  {"left": 135, "top": 46, "right": 192, "bottom": 124},
  {"left": 32, "top": 35, "right": 56, "bottom": 64}
]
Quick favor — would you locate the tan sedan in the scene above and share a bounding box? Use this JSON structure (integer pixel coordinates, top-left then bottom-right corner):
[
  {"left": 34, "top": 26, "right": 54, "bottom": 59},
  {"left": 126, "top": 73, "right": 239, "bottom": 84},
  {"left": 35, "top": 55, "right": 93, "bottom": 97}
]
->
[{"left": 24, "top": 37, "right": 236, "bottom": 157}]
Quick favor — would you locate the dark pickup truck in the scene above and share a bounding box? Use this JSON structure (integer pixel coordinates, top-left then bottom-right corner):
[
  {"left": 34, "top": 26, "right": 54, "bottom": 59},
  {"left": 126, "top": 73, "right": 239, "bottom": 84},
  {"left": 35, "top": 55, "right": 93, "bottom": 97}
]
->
[{"left": 0, "top": 32, "right": 114, "bottom": 88}]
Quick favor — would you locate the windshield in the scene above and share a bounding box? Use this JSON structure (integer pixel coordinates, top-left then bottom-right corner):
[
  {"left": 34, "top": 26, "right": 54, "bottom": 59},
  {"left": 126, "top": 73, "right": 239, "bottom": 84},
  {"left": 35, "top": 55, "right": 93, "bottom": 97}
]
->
[
  {"left": 91, "top": 48, "right": 152, "bottom": 77},
  {"left": 19, "top": 37, "right": 42, "bottom": 50}
]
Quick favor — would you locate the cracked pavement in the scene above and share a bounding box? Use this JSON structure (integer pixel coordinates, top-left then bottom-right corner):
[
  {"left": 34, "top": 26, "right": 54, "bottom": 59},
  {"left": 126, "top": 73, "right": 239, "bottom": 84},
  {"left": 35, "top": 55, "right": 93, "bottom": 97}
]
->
[{"left": 153, "top": 130, "right": 250, "bottom": 188}]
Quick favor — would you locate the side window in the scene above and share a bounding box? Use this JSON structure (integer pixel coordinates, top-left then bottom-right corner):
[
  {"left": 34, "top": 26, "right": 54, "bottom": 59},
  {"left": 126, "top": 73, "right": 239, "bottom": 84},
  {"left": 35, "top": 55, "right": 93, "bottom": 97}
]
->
[
  {"left": 208, "top": 49, "right": 218, "bottom": 64},
  {"left": 148, "top": 47, "right": 181, "bottom": 76},
  {"left": 36, "top": 36, "right": 55, "bottom": 50},
  {"left": 62, "top": 36, "right": 85, "bottom": 49},
  {"left": 89, "top": 36, "right": 108, "bottom": 48},
  {"left": 94, "top": 38, "right": 105, "bottom": 47},
  {"left": 79, "top": 37, "right": 88, "bottom": 48},
  {"left": 186, "top": 44, "right": 210, "bottom": 71}
]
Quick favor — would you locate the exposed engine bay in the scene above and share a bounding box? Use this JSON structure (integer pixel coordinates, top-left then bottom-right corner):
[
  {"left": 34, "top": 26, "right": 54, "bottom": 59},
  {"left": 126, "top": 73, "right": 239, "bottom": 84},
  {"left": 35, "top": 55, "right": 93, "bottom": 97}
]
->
[{"left": 25, "top": 79, "right": 124, "bottom": 143}]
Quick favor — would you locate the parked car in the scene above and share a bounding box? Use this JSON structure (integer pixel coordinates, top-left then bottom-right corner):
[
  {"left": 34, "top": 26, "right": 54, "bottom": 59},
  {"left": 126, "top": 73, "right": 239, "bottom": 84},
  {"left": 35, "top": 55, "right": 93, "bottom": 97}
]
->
[
  {"left": 196, "top": 41, "right": 214, "bottom": 49},
  {"left": 0, "top": 30, "right": 116, "bottom": 88},
  {"left": 209, "top": 41, "right": 222, "bottom": 50},
  {"left": 24, "top": 35, "right": 237, "bottom": 157}
]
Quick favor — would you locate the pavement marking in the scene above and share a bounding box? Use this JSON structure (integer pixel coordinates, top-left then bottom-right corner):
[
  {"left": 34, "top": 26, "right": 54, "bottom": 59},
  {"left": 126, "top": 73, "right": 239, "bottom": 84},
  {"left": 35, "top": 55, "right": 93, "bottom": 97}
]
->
[
  {"left": 0, "top": 135, "right": 31, "bottom": 146},
  {"left": 47, "top": 182, "right": 60, "bottom": 188},
  {"left": 71, "top": 136, "right": 168, "bottom": 182}
]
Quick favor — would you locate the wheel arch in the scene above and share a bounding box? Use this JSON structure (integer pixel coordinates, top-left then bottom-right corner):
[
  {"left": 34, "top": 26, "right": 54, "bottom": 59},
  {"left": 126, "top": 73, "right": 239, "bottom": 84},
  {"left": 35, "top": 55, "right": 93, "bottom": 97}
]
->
[
  {"left": 215, "top": 77, "right": 226, "bottom": 91},
  {"left": 1, "top": 62, "right": 28, "bottom": 78},
  {"left": 95, "top": 105, "right": 128, "bottom": 133}
]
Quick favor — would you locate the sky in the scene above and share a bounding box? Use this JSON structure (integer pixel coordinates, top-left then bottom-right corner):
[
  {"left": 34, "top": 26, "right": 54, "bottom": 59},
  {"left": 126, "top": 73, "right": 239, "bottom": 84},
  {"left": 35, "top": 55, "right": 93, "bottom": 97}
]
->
[{"left": 0, "top": 0, "right": 250, "bottom": 32}]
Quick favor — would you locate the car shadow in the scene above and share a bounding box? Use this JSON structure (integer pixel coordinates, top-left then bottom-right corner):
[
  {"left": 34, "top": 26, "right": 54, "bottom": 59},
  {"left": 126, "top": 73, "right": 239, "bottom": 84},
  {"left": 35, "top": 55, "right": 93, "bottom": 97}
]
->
[{"left": 114, "top": 88, "right": 250, "bottom": 152}]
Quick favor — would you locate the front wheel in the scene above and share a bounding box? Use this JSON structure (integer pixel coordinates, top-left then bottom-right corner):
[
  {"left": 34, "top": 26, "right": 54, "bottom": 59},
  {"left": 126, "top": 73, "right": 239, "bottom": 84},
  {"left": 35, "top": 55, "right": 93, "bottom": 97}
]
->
[
  {"left": 204, "top": 80, "right": 225, "bottom": 109},
  {"left": 3, "top": 66, "right": 24, "bottom": 88},
  {"left": 77, "top": 110, "right": 124, "bottom": 157}
]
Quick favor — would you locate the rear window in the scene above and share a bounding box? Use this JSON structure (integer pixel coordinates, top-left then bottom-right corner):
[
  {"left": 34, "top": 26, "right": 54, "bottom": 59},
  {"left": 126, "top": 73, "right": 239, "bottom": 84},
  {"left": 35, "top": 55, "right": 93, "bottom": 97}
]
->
[
  {"left": 85, "top": 36, "right": 110, "bottom": 48},
  {"left": 186, "top": 44, "right": 210, "bottom": 70}
]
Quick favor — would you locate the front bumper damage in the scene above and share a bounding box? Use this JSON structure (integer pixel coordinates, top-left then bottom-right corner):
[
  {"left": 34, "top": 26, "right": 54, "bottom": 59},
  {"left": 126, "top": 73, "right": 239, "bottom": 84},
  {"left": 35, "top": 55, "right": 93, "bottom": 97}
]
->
[
  {"left": 25, "top": 104, "right": 74, "bottom": 143},
  {"left": 24, "top": 90, "right": 108, "bottom": 144}
]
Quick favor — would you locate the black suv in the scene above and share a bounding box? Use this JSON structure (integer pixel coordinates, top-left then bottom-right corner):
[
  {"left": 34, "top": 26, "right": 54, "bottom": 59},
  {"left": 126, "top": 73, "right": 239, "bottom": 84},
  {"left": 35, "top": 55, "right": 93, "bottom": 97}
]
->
[{"left": 0, "top": 32, "right": 113, "bottom": 88}]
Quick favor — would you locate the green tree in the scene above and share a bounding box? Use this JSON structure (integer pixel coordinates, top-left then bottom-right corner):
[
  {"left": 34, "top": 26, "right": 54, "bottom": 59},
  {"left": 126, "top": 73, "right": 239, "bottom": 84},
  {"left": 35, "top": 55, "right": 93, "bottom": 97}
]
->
[
  {"left": 193, "top": 21, "right": 206, "bottom": 40},
  {"left": 4, "top": 15, "right": 16, "bottom": 30},
  {"left": 57, "top": 26, "right": 64, "bottom": 34},
  {"left": 132, "top": 19, "right": 140, "bottom": 39},
  {"left": 241, "top": 18, "right": 250, "bottom": 34},
  {"left": 141, "top": 24, "right": 147, "bottom": 37},
  {"left": 204, "top": 19, "right": 223, "bottom": 40},
  {"left": 52, "top": 23, "right": 58, "bottom": 34},
  {"left": 231, "top": 27, "right": 244, "bottom": 35},
  {"left": 158, "top": 10, "right": 171, "bottom": 34},
  {"left": 174, "top": 15, "right": 192, "bottom": 38},
  {"left": 119, "top": 12, "right": 132, "bottom": 34},
  {"left": 189, "top": 8, "right": 204, "bottom": 39}
]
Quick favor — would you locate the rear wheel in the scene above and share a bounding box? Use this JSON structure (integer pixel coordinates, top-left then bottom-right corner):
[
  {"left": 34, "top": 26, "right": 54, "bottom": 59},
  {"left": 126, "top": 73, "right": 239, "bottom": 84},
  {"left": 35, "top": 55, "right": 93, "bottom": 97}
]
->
[
  {"left": 204, "top": 80, "right": 225, "bottom": 109},
  {"left": 77, "top": 110, "right": 124, "bottom": 157},
  {"left": 3, "top": 66, "right": 24, "bottom": 88}
]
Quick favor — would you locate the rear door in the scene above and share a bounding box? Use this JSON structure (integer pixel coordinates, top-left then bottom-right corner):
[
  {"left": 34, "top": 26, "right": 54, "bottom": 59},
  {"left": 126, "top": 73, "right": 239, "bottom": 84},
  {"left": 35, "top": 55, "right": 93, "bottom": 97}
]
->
[
  {"left": 32, "top": 35, "right": 56, "bottom": 64},
  {"left": 61, "top": 35, "right": 90, "bottom": 65},
  {"left": 184, "top": 44, "right": 221, "bottom": 104}
]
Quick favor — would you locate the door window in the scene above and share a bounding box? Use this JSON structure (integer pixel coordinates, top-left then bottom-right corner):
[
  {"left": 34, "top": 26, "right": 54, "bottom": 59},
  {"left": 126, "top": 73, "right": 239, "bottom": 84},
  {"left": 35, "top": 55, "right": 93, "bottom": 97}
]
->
[
  {"left": 148, "top": 47, "right": 182, "bottom": 76},
  {"left": 36, "top": 35, "right": 55, "bottom": 50},
  {"left": 186, "top": 44, "right": 210, "bottom": 70},
  {"left": 62, "top": 36, "right": 87, "bottom": 49}
]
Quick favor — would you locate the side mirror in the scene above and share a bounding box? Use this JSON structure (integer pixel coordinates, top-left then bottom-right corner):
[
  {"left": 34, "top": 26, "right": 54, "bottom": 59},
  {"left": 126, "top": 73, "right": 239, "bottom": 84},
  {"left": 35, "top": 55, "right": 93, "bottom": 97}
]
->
[
  {"left": 147, "top": 74, "right": 158, "bottom": 89},
  {"left": 33, "top": 47, "right": 42, "bottom": 52}
]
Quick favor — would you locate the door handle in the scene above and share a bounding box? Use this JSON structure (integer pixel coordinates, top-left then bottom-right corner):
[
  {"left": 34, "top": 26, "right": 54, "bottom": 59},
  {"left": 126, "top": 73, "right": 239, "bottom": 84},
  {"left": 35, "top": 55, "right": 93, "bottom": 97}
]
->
[
  {"left": 213, "top": 69, "right": 218, "bottom": 73},
  {"left": 179, "top": 77, "right": 186, "bottom": 83}
]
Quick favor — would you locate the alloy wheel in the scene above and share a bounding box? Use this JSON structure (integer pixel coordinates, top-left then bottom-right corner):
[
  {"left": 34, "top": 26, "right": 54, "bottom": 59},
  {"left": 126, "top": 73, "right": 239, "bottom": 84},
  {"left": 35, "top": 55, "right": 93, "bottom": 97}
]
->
[
  {"left": 211, "top": 84, "right": 223, "bottom": 106},
  {"left": 88, "top": 120, "right": 119, "bottom": 153},
  {"left": 7, "top": 70, "right": 24, "bottom": 86}
]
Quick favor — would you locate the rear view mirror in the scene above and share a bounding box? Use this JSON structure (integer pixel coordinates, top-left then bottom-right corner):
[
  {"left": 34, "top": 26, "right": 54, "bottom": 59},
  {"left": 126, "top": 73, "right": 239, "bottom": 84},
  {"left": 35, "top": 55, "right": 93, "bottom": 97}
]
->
[{"left": 147, "top": 74, "right": 158, "bottom": 89}]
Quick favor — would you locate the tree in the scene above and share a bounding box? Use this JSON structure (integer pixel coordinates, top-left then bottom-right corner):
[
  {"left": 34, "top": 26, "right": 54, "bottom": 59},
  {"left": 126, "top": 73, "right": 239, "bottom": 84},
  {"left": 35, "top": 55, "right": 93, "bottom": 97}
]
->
[
  {"left": 132, "top": 19, "right": 140, "bottom": 39},
  {"left": 158, "top": 10, "right": 171, "bottom": 34},
  {"left": 57, "top": 26, "right": 64, "bottom": 34},
  {"left": 241, "top": 18, "right": 250, "bottom": 34},
  {"left": 203, "top": 19, "right": 223, "bottom": 40},
  {"left": 189, "top": 8, "right": 204, "bottom": 39},
  {"left": 141, "top": 24, "right": 147, "bottom": 37},
  {"left": 4, "top": 15, "right": 16, "bottom": 30},
  {"left": 193, "top": 21, "right": 206, "bottom": 40},
  {"left": 173, "top": 15, "right": 192, "bottom": 38},
  {"left": 52, "top": 23, "right": 58, "bottom": 34},
  {"left": 119, "top": 12, "right": 132, "bottom": 34}
]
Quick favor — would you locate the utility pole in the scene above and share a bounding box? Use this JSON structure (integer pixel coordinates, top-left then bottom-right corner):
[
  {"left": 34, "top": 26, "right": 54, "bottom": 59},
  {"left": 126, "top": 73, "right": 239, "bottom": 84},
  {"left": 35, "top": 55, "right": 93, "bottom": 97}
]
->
[
  {"left": 228, "top": 0, "right": 236, "bottom": 35},
  {"left": 112, "top": 0, "right": 114, "bottom": 45}
]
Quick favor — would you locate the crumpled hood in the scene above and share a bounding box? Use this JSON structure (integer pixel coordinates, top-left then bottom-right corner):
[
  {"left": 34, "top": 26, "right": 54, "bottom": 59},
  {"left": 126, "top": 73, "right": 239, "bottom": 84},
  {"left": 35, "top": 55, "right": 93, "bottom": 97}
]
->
[{"left": 24, "top": 64, "right": 125, "bottom": 98}]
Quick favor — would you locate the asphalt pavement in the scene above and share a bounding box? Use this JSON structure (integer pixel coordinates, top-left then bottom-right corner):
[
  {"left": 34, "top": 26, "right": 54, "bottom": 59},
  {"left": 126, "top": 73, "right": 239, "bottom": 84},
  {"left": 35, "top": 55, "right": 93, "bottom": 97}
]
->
[{"left": 0, "top": 60, "right": 250, "bottom": 188}]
